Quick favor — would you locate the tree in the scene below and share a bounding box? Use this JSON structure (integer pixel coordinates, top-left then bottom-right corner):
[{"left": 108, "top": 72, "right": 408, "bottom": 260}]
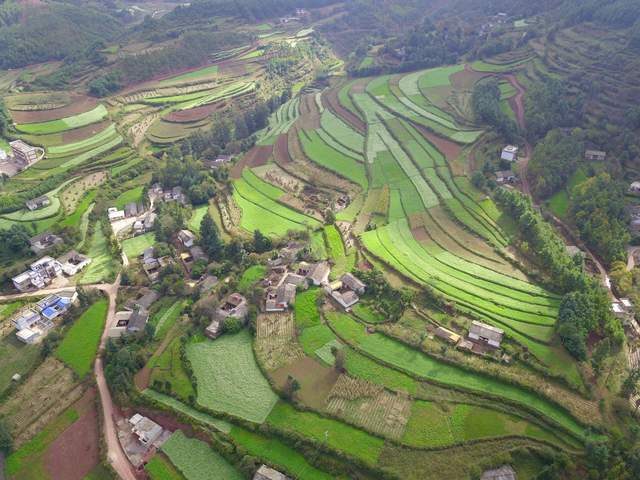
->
[
  {"left": 0, "top": 224, "right": 31, "bottom": 256},
  {"left": 200, "top": 213, "right": 223, "bottom": 259},
  {"left": 0, "top": 419, "right": 13, "bottom": 455},
  {"left": 283, "top": 375, "right": 300, "bottom": 400},
  {"left": 253, "top": 230, "right": 272, "bottom": 253},
  {"left": 324, "top": 209, "right": 336, "bottom": 225},
  {"left": 332, "top": 346, "right": 345, "bottom": 373}
]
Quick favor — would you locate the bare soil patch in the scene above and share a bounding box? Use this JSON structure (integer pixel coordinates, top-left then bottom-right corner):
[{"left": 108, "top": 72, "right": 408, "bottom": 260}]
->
[
  {"left": 164, "top": 103, "right": 222, "bottom": 123},
  {"left": 43, "top": 389, "right": 100, "bottom": 480},
  {"left": 415, "top": 124, "right": 461, "bottom": 161},
  {"left": 411, "top": 226, "right": 429, "bottom": 242},
  {"left": 298, "top": 94, "right": 321, "bottom": 129},
  {"left": 61, "top": 120, "right": 111, "bottom": 143},
  {"left": 451, "top": 65, "right": 490, "bottom": 90},
  {"left": 272, "top": 356, "right": 339, "bottom": 410},
  {"left": 274, "top": 133, "right": 292, "bottom": 164},
  {"left": 231, "top": 144, "right": 273, "bottom": 179},
  {"left": 10, "top": 95, "right": 98, "bottom": 124}
]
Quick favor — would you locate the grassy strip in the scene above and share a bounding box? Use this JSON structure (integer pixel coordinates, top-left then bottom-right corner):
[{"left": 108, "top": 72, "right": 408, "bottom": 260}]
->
[{"left": 55, "top": 299, "right": 108, "bottom": 378}]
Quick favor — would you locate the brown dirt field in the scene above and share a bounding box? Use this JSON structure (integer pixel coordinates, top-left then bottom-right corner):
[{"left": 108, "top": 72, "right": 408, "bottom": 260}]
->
[
  {"left": 230, "top": 145, "right": 273, "bottom": 178},
  {"left": 297, "top": 94, "right": 321, "bottom": 130},
  {"left": 274, "top": 133, "right": 292, "bottom": 164},
  {"left": 411, "top": 226, "right": 429, "bottom": 242},
  {"left": 164, "top": 103, "right": 221, "bottom": 123},
  {"left": 10, "top": 95, "right": 98, "bottom": 124},
  {"left": 451, "top": 65, "right": 490, "bottom": 90},
  {"left": 61, "top": 120, "right": 111, "bottom": 143},
  {"left": 323, "top": 86, "right": 366, "bottom": 133},
  {"left": 43, "top": 389, "right": 99, "bottom": 480},
  {"left": 219, "top": 63, "right": 247, "bottom": 77},
  {"left": 272, "top": 356, "right": 339, "bottom": 410},
  {"left": 415, "top": 124, "right": 461, "bottom": 161}
]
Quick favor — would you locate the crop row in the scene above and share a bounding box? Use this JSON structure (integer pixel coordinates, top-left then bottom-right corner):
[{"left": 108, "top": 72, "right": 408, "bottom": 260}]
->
[{"left": 15, "top": 105, "right": 108, "bottom": 134}]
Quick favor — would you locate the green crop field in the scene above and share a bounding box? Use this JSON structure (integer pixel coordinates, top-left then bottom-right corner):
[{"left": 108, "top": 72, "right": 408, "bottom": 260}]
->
[
  {"left": 238, "top": 264, "right": 267, "bottom": 291},
  {"left": 122, "top": 232, "right": 155, "bottom": 259},
  {"left": 149, "top": 336, "right": 196, "bottom": 401},
  {"left": 55, "top": 299, "right": 107, "bottom": 378},
  {"left": 229, "top": 427, "right": 333, "bottom": 480},
  {"left": 15, "top": 105, "right": 108, "bottom": 134},
  {"left": 299, "top": 129, "right": 368, "bottom": 189},
  {"left": 47, "top": 124, "right": 119, "bottom": 156},
  {"left": 188, "top": 205, "right": 208, "bottom": 232},
  {"left": 80, "top": 226, "right": 117, "bottom": 284},
  {"left": 114, "top": 186, "right": 144, "bottom": 209},
  {"left": 294, "top": 288, "right": 322, "bottom": 328},
  {"left": 0, "top": 335, "right": 41, "bottom": 397},
  {"left": 159, "top": 65, "right": 219, "bottom": 85},
  {"left": 324, "top": 224, "right": 355, "bottom": 276},
  {"left": 267, "top": 401, "right": 385, "bottom": 466},
  {"left": 145, "top": 453, "right": 185, "bottom": 480},
  {"left": 161, "top": 431, "right": 243, "bottom": 480},
  {"left": 326, "top": 312, "right": 586, "bottom": 440},
  {"left": 186, "top": 331, "right": 278, "bottom": 423},
  {"left": 151, "top": 298, "right": 188, "bottom": 339}
]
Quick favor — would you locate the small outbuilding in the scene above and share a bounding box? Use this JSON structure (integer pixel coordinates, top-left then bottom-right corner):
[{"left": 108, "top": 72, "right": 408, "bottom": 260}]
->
[
  {"left": 253, "top": 464, "right": 291, "bottom": 480},
  {"left": 585, "top": 150, "right": 606, "bottom": 161},
  {"left": 480, "top": 465, "right": 516, "bottom": 480},
  {"left": 500, "top": 145, "right": 519, "bottom": 162},
  {"left": 178, "top": 229, "right": 196, "bottom": 248}
]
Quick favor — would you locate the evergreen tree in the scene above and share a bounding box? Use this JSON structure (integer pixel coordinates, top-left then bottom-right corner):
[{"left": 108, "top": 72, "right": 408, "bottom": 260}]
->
[
  {"left": 200, "top": 212, "right": 223, "bottom": 259},
  {"left": 253, "top": 230, "right": 272, "bottom": 253}
]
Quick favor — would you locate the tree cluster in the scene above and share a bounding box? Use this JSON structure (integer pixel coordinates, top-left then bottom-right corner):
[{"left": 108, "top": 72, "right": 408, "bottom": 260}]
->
[
  {"left": 153, "top": 147, "right": 216, "bottom": 205},
  {"left": 471, "top": 79, "right": 519, "bottom": 142},
  {"left": 354, "top": 268, "right": 413, "bottom": 321},
  {"left": 527, "top": 128, "right": 584, "bottom": 198},
  {"left": 571, "top": 173, "right": 629, "bottom": 265}
]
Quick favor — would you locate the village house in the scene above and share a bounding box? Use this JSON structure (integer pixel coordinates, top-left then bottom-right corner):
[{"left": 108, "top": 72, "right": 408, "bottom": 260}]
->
[
  {"left": 630, "top": 182, "right": 640, "bottom": 196},
  {"left": 217, "top": 293, "right": 248, "bottom": 321},
  {"left": 133, "top": 220, "right": 144, "bottom": 235},
  {"left": 326, "top": 272, "right": 366, "bottom": 311},
  {"left": 302, "top": 261, "right": 331, "bottom": 286},
  {"left": 269, "top": 242, "right": 303, "bottom": 267},
  {"left": 254, "top": 464, "right": 291, "bottom": 480},
  {"left": 29, "top": 231, "right": 63, "bottom": 254},
  {"left": 178, "top": 229, "right": 196, "bottom": 248},
  {"left": 500, "top": 145, "right": 519, "bottom": 162},
  {"left": 127, "top": 289, "right": 160, "bottom": 312},
  {"left": 434, "top": 326, "right": 461, "bottom": 345},
  {"left": 265, "top": 282, "right": 297, "bottom": 312},
  {"left": 12, "top": 308, "right": 51, "bottom": 344},
  {"left": 10, "top": 139, "right": 42, "bottom": 166},
  {"left": 205, "top": 319, "right": 224, "bottom": 339},
  {"left": 341, "top": 272, "right": 366, "bottom": 294},
  {"left": 37, "top": 293, "right": 73, "bottom": 321},
  {"left": 143, "top": 212, "right": 157, "bottom": 231},
  {"left": 198, "top": 274, "right": 219, "bottom": 294},
  {"left": 12, "top": 256, "right": 63, "bottom": 292},
  {"left": 585, "top": 149, "right": 606, "bottom": 161},
  {"left": 331, "top": 289, "right": 360, "bottom": 310},
  {"left": 468, "top": 321, "right": 504, "bottom": 348},
  {"left": 281, "top": 272, "right": 307, "bottom": 288},
  {"left": 495, "top": 170, "right": 517, "bottom": 185},
  {"left": 129, "top": 414, "right": 164, "bottom": 446},
  {"left": 204, "top": 154, "right": 233, "bottom": 169},
  {"left": 108, "top": 207, "right": 125, "bottom": 222},
  {"left": 57, "top": 250, "right": 91, "bottom": 276},
  {"left": 159, "top": 186, "right": 187, "bottom": 204},
  {"left": 110, "top": 307, "right": 150, "bottom": 336},
  {"left": 139, "top": 248, "right": 172, "bottom": 282},
  {"left": 25, "top": 195, "right": 51, "bottom": 211},
  {"left": 480, "top": 465, "right": 516, "bottom": 480}
]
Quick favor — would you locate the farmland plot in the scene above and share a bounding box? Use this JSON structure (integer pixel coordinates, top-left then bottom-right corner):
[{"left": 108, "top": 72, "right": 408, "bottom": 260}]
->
[
  {"left": 255, "top": 312, "right": 304, "bottom": 370},
  {"left": 161, "top": 431, "right": 243, "bottom": 480},
  {"left": 15, "top": 105, "right": 109, "bottom": 134},
  {"left": 186, "top": 331, "right": 278, "bottom": 423}
]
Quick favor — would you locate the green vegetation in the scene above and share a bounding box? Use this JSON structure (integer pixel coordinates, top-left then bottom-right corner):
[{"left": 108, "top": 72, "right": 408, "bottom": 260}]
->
[
  {"left": 229, "top": 427, "right": 333, "bottom": 480},
  {"left": 122, "top": 232, "right": 155, "bottom": 259},
  {"left": 151, "top": 298, "right": 188, "bottom": 339},
  {"left": 145, "top": 453, "right": 186, "bottom": 480},
  {"left": 15, "top": 105, "right": 108, "bottom": 134},
  {"left": 80, "top": 226, "right": 117, "bottom": 284},
  {"left": 324, "top": 224, "right": 355, "bottom": 277},
  {"left": 161, "top": 431, "right": 243, "bottom": 480},
  {"left": 294, "top": 289, "right": 322, "bottom": 328},
  {"left": 55, "top": 299, "right": 108, "bottom": 378},
  {"left": 114, "top": 186, "right": 144, "bottom": 209},
  {"left": 149, "top": 337, "right": 196, "bottom": 401},
  {"left": 186, "top": 331, "right": 278, "bottom": 423},
  {"left": 0, "top": 335, "right": 41, "bottom": 397},
  {"left": 238, "top": 264, "right": 267, "bottom": 291}
]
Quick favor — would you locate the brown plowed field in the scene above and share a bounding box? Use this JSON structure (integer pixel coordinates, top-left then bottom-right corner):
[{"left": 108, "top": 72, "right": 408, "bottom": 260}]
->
[
  {"left": 164, "top": 102, "right": 222, "bottom": 123},
  {"left": 415, "top": 124, "right": 461, "bottom": 161},
  {"left": 323, "top": 87, "right": 366, "bottom": 133},
  {"left": 10, "top": 95, "right": 98, "bottom": 124},
  {"left": 43, "top": 389, "right": 100, "bottom": 480},
  {"left": 274, "top": 133, "right": 292, "bottom": 164},
  {"left": 62, "top": 120, "right": 112, "bottom": 143},
  {"left": 230, "top": 144, "right": 272, "bottom": 178}
]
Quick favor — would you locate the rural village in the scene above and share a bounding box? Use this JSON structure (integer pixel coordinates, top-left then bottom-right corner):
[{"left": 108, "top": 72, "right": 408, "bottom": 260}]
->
[{"left": 1, "top": 1, "right": 640, "bottom": 480}]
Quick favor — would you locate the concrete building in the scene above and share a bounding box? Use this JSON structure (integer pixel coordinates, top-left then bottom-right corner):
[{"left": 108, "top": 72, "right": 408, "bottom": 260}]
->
[
  {"left": 12, "top": 256, "right": 63, "bottom": 292},
  {"left": 500, "top": 145, "right": 519, "bottom": 162},
  {"left": 129, "top": 414, "right": 164, "bottom": 446},
  {"left": 108, "top": 207, "right": 125, "bottom": 222},
  {"left": 10, "top": 140, "right": 40, "bottom": 165},
  {"left": 217, "top": 293, "right": 248, "bottom": 321},
  {"left": 178, "top": 229, "right": 196, "bottom": 248},
  {"left": 468, "top": 321, "right": 504, "bottom": 348},
  {"left": 58, "top": 250, "right": 91, "bottom": 276}
]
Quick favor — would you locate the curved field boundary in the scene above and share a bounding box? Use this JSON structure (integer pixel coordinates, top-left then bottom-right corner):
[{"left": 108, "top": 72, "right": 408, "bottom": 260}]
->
[
  {"left": 324, "top": 82, "right": 365, "bottom": 133},
  {"left": 47, "top": 124, "right": 119, "bottom": 157},
  {"left": 320, "top": 109, "right": 365, "bottom": 153},
  {"left": 15, "top": 105, "right": 108, "bottom": 135},
  {"left": 317, "top": 128, "right": 364, "bottom": 162},
  {"left": 325, "top": 312, "right": 587, "bottom": 441},
  {"left": 298, "top": 129, "right": 368, "bottom": 190}
]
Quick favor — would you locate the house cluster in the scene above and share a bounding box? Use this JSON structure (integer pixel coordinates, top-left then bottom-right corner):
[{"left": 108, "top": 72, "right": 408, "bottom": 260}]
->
[
  {"left": 25, "top": 195, "right": 51, "bottom": 211},
  {"left": 11, "top": 290, "right": 77, "bottom": 344},
  {"left": 12, "top": 252, "right": 90, "bottom": 292},
  {"left": 279, "top": 8, "right": 309, "bottom": 23},
  {"left": 110, "top": 289, "right": 159, "bottom": 337},
  {"left": 203, "top": 154, "right": 233, "bottom": 170},
  {"left": 0, "top": 140, "right": 44, "bottom": 178},
  {"left": 120, "top": 413, "right": 170, "bottom": 469},
  {"left": 139, "top": 247, "right": 173, "bottom": 282},
  {"left": 149, "top": 183, "right": 187, "bottom": 205},
  {"left": 325, "top": 272, "right": 366, "bottom": 310},
  {"left": 206, "top": 292, "right": 249, "bottom": 339},
  {"left": 433, "top": 320, "right": 505, "bottom": 354},
  {"left": 29, "top": 231, "right": 63, "bottom": 254},
  {"left": 611, "top": 297, "right": 640, "bottom": 337},
  {"left": 107, "top": 201, "right": 147, "bottom": 223},
  {"left": 500, "top": 145, "right": 519, "bottom": 163}
]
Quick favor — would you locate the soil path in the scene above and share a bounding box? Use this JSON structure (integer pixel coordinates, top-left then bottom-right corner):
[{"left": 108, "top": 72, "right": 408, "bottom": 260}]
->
[{"left": 505, "top": 74, "right": 532, "bottom": 198}]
